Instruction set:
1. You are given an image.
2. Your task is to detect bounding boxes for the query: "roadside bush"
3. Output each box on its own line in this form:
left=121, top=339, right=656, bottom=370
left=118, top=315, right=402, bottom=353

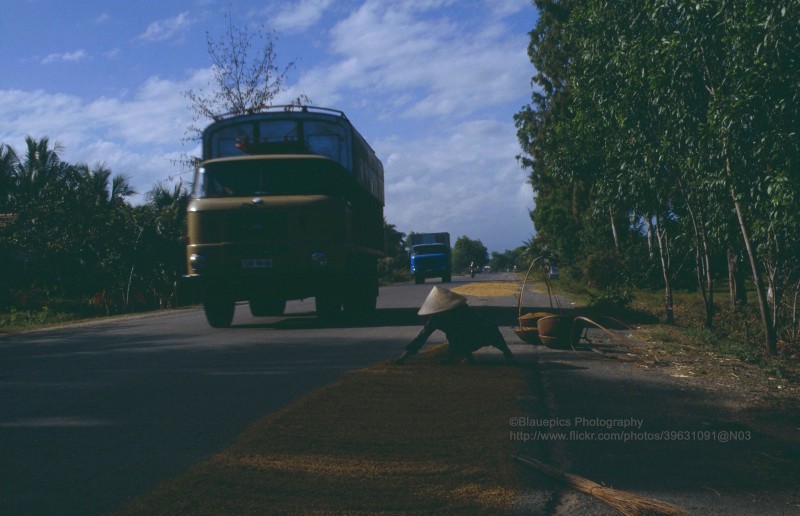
left=587, top=287, right=634, bottom=312
left=377, top=257, right=411, bottom=285
left=579, top=250, right=624, bottom=289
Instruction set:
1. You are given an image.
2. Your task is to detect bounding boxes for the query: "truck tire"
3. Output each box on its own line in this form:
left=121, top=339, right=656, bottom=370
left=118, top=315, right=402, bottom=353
left=415, top=275, right=425, bottom=285
left=249, top=296, right=286, bottom=317
left=315, top=293, right=342, bottom=319
left=343, top=289, right=377, bottom=318
left=443, top=273, right=452, bottom=283
left=204, top=297, right=235, bottom=328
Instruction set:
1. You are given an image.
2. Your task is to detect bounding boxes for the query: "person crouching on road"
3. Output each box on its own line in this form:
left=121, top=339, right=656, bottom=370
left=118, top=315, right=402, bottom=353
left=395, top=286, right=515, bottom=365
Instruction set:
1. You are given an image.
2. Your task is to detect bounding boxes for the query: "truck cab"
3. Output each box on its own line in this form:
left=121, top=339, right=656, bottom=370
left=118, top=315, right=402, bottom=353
left=409, top=233, right=451, bottom=284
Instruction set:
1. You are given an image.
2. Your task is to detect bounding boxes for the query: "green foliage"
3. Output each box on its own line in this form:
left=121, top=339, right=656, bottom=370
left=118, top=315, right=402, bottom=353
left=579, top=250, right=624, bottom=290
left=0, top=302, right=105, bottom=331
left=490, top=246, right=527, bottom=272
left=517, top=0, right=800, bottom=354
left=587, top=287, right=634, bottom=312
left=0, top=137, right=190, bottom=317
left=451, top=235, right=488, bottom=273
left=379, top=219, right=411, bottom=284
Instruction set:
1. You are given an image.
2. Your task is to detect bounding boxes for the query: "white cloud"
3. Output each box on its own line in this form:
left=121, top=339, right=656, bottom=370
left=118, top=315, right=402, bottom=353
left=379, top=118, right=533, bottom=251
left=299, top=0, right=531, bottom=120
left=0, top=71, right=203, bottom=202
left=486, top=0, right=531, bottom=18
left=271, top=0, right=334, bottom=32
left=291, top=0, right=536, bottom=250
left=41, top=50, right=88, bottom=64
left=135, top=12, right=195, bottom=44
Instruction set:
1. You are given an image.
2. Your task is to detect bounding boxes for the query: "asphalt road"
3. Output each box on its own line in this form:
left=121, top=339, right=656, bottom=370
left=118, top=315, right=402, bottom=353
left=0, top=273, right=531, bottom=515
left=7, top=274, right=795, bottom=515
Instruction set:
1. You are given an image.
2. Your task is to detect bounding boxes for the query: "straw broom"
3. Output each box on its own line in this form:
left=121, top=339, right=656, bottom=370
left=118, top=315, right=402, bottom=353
left=513, top=455, right=686, bottom=516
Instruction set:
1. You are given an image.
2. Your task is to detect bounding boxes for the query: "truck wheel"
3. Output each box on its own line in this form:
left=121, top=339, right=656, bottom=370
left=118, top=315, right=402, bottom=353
left=249, top=296, right=286, bottom=317
left=343, top=290, right=377, bottom=318
left=443, top=273, right=452, bottom=283
left=204, top=297, right=235, bottom=328
left=315, top=293, right=342, bottom=319
left=415, top=275, right=425, bottom=285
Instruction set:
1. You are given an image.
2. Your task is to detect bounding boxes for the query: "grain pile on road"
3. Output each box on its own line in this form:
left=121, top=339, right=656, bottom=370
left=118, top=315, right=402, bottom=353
left=117, top=348, right=526, bottom=514
left=451, top=280, right=522, bottom=298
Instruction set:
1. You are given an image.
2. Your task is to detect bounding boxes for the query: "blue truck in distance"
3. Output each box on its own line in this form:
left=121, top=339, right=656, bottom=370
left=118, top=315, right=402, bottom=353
left=409, top=232, right=451, bottom=284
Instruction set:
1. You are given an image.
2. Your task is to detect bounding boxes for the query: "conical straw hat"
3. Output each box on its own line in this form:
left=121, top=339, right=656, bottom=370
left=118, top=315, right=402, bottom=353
left=418, top=286, right=467, bottom=316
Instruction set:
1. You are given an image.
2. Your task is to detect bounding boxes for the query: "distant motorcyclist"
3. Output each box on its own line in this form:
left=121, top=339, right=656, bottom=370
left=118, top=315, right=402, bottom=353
left=395, top=286, right=515, bottom=365
left=469, top=261, right=477, bottom=278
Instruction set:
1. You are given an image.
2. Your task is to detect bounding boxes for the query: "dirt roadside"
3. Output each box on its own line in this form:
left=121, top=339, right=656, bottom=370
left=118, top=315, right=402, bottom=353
left=509, top=324, right=800, bottom=515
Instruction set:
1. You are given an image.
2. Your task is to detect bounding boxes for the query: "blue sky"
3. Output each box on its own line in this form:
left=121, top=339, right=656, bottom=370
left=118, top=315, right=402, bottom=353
left=0, top=0, right=538, bottom=253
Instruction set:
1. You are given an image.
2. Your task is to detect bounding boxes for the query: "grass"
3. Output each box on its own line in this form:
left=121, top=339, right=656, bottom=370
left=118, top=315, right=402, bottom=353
left=0, top=306, right=96, bottom=332
left=116, top=350, right=527, bottom=514
left=533, top=268, right=798, bottom=384
left=603, top=284, right=799, bottom=381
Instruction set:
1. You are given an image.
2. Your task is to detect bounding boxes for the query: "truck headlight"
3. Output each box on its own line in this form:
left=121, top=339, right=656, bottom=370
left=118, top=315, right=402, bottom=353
left=190, top=254, right=206, bottom=272
left=311, top=252, right=327, bottom=267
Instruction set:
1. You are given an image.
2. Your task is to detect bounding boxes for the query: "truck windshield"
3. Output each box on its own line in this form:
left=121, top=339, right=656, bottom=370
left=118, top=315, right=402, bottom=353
left=412, top=244, right=448, bottom=255
left=208, top=119, right=349, bottom=166
left=194, top=159, right=346, bottom=198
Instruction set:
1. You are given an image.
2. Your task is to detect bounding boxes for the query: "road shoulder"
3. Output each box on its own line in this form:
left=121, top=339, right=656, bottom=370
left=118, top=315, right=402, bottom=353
left=511, top=328, right=800, bottom=515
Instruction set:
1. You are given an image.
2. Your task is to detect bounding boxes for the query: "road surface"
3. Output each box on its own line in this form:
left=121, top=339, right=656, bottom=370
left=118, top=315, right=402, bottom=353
left=0, top=274, right=529, bottom=515
left=6, top=273, right=795, bottom=515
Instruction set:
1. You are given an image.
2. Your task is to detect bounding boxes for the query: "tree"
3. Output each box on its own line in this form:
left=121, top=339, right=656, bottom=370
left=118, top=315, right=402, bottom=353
left=490, top=246, right=526, bottom=272
left=378, top=219, right=410, bottom=283
left=183, top=11, right=309, bottom=140
left=518, top=0, right=800, bottom=353
left=452, top=236, right=488, bottom=273
left=0, top=144, right=15, bottom=211
left=2, top=137, right=71, bottom=297
left=60, top=163, right=139, bottom=312
left=136, top=181, right=191, bottom=308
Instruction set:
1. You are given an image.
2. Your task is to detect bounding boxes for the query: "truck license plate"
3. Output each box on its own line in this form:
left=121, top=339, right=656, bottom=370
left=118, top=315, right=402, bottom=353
left=242, top=259, right=273, bottom=268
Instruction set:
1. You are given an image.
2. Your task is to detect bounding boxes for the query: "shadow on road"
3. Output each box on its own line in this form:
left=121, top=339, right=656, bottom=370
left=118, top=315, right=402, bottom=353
left=235, top=304, right=566, bottom=331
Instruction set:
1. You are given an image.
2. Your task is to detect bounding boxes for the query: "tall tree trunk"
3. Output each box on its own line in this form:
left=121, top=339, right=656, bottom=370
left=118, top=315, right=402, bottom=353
left=791, top=284, right=800, bottom=344
left=645, top=217, right=654, bottom=259
left=124, top=226, right=144, bottom=312
left=681, top=184, right=714, bottom=328
left=654, top=216, right=674, bottom=324
left=727, top=158, right=777, bottom=354
left=702, top=245, right=714, bottom=328
left=727, top=248, right=747, bottom=309
left=609, top=206, right=620, bottom=251
left=694, top=241, right=714, bottom=328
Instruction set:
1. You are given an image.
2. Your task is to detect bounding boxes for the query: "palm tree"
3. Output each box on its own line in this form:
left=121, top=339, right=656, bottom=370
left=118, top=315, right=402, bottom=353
left=140, top=181, right=191, bottom=308
left=111, top=174, right=136, bottom=205
left=12, top=136, right=67, bottom=200
left=73, top=163, right=137, bottom=208
left=0, top=144, right=17, bottom=211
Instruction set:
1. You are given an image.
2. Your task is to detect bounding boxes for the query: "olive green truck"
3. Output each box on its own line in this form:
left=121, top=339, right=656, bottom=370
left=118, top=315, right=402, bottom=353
left=183, top=106, right=384, bottom=327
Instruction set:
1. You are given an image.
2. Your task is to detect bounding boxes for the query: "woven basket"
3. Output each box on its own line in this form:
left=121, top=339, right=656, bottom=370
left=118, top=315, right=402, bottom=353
left=537, top=315, right=576, bottom=349
left=514, top=259, right=559, bottom=345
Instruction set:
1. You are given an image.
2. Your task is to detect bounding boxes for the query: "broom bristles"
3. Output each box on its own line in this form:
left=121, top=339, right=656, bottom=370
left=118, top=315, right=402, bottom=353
left=513, top=455, right=686, bottom=516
